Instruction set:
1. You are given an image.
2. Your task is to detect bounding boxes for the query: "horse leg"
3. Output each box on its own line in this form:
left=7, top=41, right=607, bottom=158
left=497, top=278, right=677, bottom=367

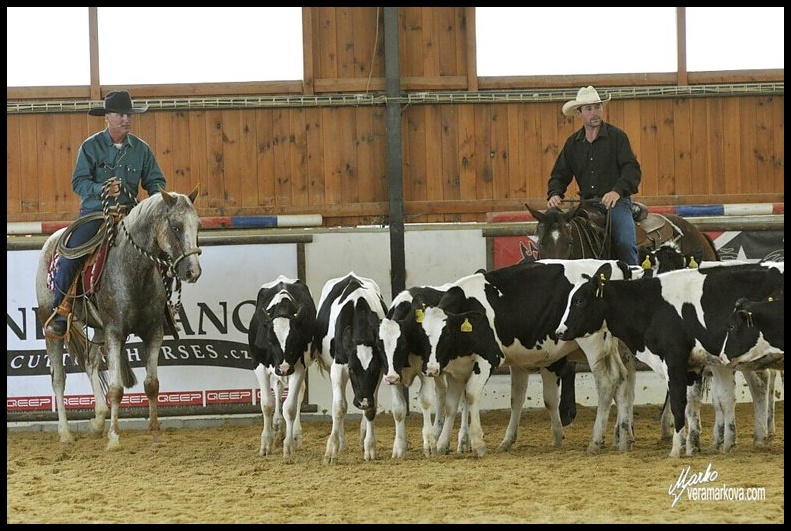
left=46, top=336, right=74, bottom=443
left=85, top=331, right=108, bottom=436
left=103, top=333, right=125, bottom=451
left=142, top=336, right=162, bottom=445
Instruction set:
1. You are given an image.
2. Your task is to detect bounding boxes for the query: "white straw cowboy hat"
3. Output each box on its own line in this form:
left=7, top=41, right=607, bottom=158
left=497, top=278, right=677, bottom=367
left=562, top=86, right=612, bottom=118
left=88, top=90, right=148, bottom=116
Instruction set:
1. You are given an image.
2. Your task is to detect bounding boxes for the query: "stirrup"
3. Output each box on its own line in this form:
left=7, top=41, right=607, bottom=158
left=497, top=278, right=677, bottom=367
left=44, top=311, right=70, bottom=339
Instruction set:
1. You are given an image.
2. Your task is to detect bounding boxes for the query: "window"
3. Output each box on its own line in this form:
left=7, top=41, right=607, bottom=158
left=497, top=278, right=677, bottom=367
left=476, top=7, right=676, bottom=76
left=7, top=7, right=90, bottom=87
left=686, top=7, right=784, bottom=71
left=7, top=7, right=303, bottom=87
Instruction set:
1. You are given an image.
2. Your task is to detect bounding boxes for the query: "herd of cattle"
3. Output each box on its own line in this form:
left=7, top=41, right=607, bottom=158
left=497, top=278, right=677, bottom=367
left=248, top=242, right=784, bottom=462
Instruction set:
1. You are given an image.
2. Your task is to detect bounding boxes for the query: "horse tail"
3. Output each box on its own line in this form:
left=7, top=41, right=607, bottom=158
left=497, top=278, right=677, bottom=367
left=702, top=232, right=721, bottom=260
left=67, top=328, right=112, bottom=395
left=120, top=354, right=137, bottom=388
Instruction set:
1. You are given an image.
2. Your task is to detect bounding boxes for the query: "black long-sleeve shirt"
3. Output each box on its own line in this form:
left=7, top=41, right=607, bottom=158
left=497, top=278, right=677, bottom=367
left=547, top=122, right=641, bottom=201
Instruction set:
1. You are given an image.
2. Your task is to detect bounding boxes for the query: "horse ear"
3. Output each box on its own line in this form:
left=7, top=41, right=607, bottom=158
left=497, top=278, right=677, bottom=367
left=188, top=184, right=200, bottom=204
left=161, top=189, right=176, bottom=206
left=525, top=203, right=545, bottom=223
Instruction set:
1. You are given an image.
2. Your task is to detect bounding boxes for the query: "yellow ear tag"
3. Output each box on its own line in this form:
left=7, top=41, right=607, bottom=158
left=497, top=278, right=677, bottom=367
left=460, top=317, right=473, bottom=333
left=415, top=307, right=425, bottom=323
left=688, top=256, right=699, bottom=269
left=595, top=273, right=606, bottom=298
left=641, top=255, right=651, bottom=270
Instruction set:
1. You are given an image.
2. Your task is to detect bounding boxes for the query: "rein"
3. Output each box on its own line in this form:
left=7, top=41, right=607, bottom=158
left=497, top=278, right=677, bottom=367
left=113, top=186, right=202, bottom=314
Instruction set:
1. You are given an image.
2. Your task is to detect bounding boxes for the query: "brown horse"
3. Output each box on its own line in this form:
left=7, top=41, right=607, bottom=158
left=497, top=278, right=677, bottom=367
left=524, top=202, right=720, bottom=263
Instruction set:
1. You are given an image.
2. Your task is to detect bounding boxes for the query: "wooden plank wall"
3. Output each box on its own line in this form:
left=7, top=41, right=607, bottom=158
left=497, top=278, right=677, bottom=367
left=6, top=7, right=785, bottom=226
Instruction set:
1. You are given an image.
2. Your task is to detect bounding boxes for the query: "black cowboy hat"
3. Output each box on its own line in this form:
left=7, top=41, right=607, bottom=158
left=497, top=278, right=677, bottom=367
left=88, top=90, right=148, bottom=116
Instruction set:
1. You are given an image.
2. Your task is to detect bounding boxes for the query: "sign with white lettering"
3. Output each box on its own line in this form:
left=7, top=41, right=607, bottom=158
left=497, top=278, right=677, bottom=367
left=6, top=243, right=299, bottom=415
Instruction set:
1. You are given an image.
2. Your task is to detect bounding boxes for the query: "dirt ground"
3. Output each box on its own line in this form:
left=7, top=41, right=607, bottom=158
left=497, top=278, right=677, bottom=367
left=6, top=401, right=783, bottom=524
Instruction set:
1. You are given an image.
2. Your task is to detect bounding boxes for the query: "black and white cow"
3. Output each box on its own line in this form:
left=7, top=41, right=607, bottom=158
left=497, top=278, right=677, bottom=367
left=722, top=292, right=784, bottom=369
left=641, top=243, right=783, bottom=449
left=721, top=292, right=784, bottom=444
left=379, top=284, right=451, bottom=458
left=420, top=259, right=637, bottom=457
left=248, top=275, right=316, bottom=459
left=556, top=261, right=784, bottom=457
left=314, top=272, right=389, bottom=463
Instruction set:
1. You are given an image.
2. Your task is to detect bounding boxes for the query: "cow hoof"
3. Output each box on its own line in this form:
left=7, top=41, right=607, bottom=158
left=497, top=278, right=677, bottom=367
left=586, top=442, right=603, bottom=456
left=496, top=442, right=513, bottom=453
left=323, top=455, right=339, bottom=465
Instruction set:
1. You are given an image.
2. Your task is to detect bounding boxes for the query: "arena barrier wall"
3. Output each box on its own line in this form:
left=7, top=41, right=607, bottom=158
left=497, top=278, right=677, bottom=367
left=6, top=210, right=784, bottom=424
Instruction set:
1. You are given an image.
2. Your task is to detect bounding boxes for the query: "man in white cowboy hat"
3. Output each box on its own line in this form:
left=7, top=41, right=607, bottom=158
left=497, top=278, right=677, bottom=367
left=546, top=85, right=642, bottom=265
left=45, top=90, right=167, bottom=337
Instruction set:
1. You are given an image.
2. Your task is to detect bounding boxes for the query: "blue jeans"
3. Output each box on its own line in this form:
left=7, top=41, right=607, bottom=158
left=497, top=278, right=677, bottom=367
left=51, top=217, right=104, bottom=311
left=590, top=197, right=638, bottom=265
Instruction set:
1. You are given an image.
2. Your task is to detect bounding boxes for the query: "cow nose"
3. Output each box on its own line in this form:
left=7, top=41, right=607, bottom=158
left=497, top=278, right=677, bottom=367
left=426, top=363, right=440, bottom=377
left=278, top=361, right=291, bottom=375
left=384, top=373, right=401, bottom=385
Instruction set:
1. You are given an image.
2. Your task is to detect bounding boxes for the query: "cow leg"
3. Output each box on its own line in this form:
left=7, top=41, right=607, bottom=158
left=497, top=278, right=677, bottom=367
left=281, top=367, right=306, bottom=460
left=436, top=375, right=464, bottom=455
left=659, top=396, right=674, bottom=441
left=582, top=347, right=619, bottom=455
left=742, top=369, right=771, bottom=446
left=361, top=408, right=377, bottom=462
left=498, top=365, right=529, bottom=452
left=456, top=392, right=470, bottom=454
left=389, top=381, right=409, bottom=459
left=324, top=363, right=348, bottom=464
left=464, top=365, right=492, bottom=458
left=272, top=376, right=285, bottom=442
left=684, top=377, right=704, bottom=455
left=539, top=367, right=564, bottom=448
left=416, top=374, right=440, bottom=456
left=709, top=365, right=737, bottom=453
left=767, top=370, right=778, bottom=439
left=613, top=346, right=635, bottom=452
left=254, top=364, right=277, bottom=456
left=667, top=365, right=689, bottom=459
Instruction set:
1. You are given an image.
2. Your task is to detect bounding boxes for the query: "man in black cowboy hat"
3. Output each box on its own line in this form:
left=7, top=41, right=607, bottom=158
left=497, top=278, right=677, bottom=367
left=546, top=86, right=642, bottom=265
left=46, top=90, right=167, bottom=336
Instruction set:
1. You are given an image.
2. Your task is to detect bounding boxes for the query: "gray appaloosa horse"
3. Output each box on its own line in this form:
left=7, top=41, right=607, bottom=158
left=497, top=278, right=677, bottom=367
left=35, top=187, right=202, bottom=450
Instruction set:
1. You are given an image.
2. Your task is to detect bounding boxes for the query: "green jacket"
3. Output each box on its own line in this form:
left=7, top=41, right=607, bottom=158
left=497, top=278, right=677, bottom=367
left=72, top=129, right=166, bottom=215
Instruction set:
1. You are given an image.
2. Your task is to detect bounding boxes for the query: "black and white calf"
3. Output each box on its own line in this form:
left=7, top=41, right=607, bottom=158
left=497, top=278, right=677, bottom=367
left=556, top=261, right=784, bottom=457
left=420, top=259, right=637, bottom=457
left=314, top=272, right=389, bottom=463
left=722, top=293, right=784, bottom=369
left=379, top=284, right=452, bottom=458
left=641, top=243, right=782, bottom=449
left=248, top=276, right=316, bottom=459
left=721, top=292, right=784, bottom=444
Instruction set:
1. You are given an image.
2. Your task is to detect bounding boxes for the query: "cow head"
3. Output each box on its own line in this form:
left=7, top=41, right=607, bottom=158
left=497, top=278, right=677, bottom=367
left=555, top=262, right=613, bottom=342
left=639, top=240, right=699, bottom=277
left=721, top=295, right=784, bottom=368
left=421, top=304, right=488, bottom=377
left=337, top=297, right=384, bottom=414
left=251, top=286, right=315, bottom=376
